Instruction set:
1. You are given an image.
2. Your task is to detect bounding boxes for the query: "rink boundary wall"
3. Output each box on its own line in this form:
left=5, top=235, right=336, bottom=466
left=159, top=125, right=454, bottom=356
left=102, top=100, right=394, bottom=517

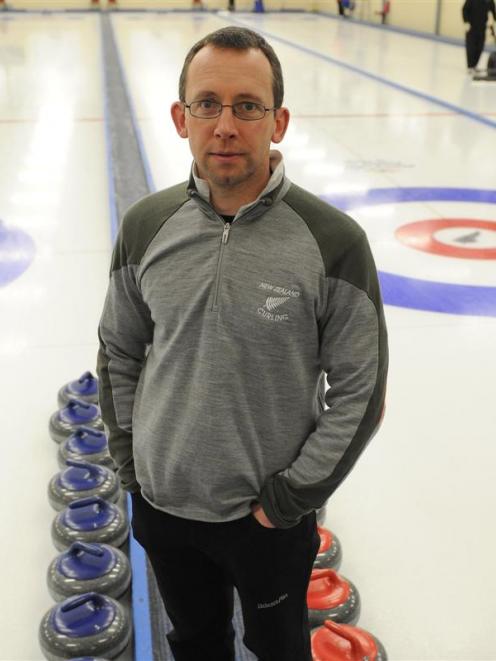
left=100, top=11, right=156, bottom=659
left=101, top=16, right=120, bottom=243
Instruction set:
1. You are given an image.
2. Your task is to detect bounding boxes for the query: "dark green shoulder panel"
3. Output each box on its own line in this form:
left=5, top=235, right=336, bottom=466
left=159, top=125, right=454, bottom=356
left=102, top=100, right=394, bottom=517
left=283, top=183, right=365, bottom=277
left=111, top=182, right=189, bottom=271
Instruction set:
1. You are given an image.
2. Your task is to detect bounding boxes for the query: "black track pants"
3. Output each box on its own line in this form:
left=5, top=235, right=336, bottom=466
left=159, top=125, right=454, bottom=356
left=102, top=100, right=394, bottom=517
left=131, top=492, right=321, bottom=661
left=465, top=26, right=486, bottom=68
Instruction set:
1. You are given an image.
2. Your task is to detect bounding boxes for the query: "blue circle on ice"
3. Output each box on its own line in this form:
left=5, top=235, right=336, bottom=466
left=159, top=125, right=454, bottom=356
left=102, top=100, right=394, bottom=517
left=0, top=220, right=36, bottom=286
left=321, top=187, right=496, bottom=317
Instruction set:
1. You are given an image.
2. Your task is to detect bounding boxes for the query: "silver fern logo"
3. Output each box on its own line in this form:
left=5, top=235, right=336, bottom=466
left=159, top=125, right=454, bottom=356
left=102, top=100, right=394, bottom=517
left=257, top=282, right=300, bottom=322
left=265, top=296, right=290, bottom=311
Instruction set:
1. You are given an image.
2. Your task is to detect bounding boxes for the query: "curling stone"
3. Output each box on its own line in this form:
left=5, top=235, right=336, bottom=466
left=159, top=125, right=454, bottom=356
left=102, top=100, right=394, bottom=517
left=48, top=461, right=119, bottom=511
left=307, top=568, right=360, bottom=628
left=314, top=526, right=342, bottom=571
left=49, top=399, right=103, bottom=444
left=58, top=428, right=113, bottom=471
left=47, top=542, right=131, bottom=602
left=58, top=371, right=99, bottom=408
left=311, top=620, right=388, bottom=660
left=39, top=592, right=131, bottom=661
left=51, top=496, right=129, bottom=552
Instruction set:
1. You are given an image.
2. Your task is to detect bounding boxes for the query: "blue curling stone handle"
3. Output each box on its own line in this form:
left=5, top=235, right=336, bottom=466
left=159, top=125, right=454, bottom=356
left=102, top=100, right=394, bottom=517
left=52, top=592, right=116, bottom=638
left=66, top=428, right=107, bottom=454
left=66, top=372, right=98, bottom=397
left=58, top=461, right=106, bottom=491
left=62, top=497, right=116, bottom=531
left=57, top=542, right=117, bottom=580
left=60, top=400, right=99, bottom=425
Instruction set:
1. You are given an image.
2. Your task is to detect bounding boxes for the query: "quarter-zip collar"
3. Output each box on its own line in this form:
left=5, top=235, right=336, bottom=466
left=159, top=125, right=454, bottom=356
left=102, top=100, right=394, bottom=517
left=186, top=150, right=290, bottom=223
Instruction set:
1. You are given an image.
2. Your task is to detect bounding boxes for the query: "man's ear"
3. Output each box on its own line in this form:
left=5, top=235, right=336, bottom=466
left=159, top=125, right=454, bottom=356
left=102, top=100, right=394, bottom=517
left=171, top=101, right=188, bottom=138
left=271, top=107, right=290, bottom=144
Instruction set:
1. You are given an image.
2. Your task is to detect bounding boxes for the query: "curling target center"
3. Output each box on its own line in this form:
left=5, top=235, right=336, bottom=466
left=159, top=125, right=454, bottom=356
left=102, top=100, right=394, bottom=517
left=395, top=219, right=496, bottom=259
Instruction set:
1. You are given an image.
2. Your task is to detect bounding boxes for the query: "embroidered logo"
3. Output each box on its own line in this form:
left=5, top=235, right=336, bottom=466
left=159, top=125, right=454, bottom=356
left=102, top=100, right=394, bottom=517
left=257, top=282, right=300, bottom=322
left=257, top=593, right=289, bottom=609
left=258, top=282, right=300, bottom=298
left=265, top=296, right=290, bottom=311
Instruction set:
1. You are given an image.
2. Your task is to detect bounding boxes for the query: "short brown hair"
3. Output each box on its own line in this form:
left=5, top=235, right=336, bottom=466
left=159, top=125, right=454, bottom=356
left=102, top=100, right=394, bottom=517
left=179, top=27, right=284, bottom=108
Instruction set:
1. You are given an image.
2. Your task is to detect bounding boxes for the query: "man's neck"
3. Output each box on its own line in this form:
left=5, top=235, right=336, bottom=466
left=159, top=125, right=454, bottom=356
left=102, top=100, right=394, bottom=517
left=210, top=190, right=255, bottom=216
left=210, top=175, right=270, bottom=215
left=194, top=165, right=272, bottom=216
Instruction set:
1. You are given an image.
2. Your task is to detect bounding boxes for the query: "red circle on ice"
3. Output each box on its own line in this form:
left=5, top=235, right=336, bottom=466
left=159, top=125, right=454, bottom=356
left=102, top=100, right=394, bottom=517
left=395, top=219, right=496, bottom=259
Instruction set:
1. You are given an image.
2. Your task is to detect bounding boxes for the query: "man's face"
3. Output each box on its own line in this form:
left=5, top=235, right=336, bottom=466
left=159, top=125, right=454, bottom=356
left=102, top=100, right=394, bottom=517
left=171, top=45, right=289, bottom=195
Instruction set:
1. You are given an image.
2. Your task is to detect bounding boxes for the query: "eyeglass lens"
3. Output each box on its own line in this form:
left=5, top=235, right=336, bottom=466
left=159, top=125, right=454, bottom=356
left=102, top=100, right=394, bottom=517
left=189, top=101, right=266, bottom=120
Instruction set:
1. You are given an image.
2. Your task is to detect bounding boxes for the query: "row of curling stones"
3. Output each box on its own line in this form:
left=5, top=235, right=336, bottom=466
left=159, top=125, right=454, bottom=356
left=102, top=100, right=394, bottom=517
left=41, top=521, right=132, bottom=657
left=44, top=493, right=131, bottom=659
left=40, top=372, right=132, bottom=660
left=53, top=373, right=113, bottom=470
left=310, top=514, right=388, bottom=659
left=50, top=372, right=102, bottom=444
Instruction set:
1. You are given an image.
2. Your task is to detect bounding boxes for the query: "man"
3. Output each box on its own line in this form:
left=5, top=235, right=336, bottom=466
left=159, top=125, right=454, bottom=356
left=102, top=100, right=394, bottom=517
left=462, top=0, right=496, bottom=73
left=97, top=26, right=388, bottom=661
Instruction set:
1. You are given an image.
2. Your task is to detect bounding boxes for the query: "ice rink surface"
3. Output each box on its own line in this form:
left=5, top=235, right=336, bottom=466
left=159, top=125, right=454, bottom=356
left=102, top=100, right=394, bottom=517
left=0, top=10, right=495, bottom=660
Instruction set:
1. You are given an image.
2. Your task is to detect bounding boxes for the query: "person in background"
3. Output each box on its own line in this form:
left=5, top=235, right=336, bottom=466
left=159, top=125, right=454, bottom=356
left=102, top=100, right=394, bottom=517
left=97, top=26, right=388, bottom=661
left=337, top=0, right=356, bottom=17
left=462, top=0, right=496, bottom=73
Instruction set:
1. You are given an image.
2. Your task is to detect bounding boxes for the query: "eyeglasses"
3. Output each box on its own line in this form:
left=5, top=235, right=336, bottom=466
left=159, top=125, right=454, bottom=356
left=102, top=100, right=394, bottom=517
left=184, top=100, right=277, bottom=121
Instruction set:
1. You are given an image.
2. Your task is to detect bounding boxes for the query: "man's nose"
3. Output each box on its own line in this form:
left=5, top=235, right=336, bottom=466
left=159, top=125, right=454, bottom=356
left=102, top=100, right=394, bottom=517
left=213, top=106, right=239, bottom=139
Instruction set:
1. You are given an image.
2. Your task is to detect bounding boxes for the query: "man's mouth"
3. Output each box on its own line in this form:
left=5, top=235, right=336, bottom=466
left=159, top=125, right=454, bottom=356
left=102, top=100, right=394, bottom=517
left=210, top=152, right=242, bottom=159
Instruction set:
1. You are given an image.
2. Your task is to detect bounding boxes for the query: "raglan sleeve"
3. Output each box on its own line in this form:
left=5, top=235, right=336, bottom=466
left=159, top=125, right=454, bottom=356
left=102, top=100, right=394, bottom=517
left=259, top=231, right=388, bottom=528
left=96, top=220, right=154, bottom=493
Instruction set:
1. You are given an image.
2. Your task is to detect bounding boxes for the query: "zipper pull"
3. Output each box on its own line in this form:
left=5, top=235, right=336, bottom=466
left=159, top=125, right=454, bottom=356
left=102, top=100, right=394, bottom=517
left=222, top=222, right=231, bottom=245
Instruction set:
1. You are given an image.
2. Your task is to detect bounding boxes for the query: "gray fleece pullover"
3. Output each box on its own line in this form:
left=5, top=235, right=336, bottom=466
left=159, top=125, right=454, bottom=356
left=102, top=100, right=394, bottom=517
left=97, top=154, right=388, bottom=529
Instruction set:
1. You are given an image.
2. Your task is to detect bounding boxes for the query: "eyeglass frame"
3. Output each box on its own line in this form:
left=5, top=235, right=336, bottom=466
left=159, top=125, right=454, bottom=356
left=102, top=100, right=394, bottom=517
left=183, top=99, right=279, bottom=121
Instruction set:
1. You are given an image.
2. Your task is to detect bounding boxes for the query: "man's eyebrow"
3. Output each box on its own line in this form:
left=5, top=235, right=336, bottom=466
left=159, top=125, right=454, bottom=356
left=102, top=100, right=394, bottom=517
left=192, top=91, right=219, bottom=99
left=191, top=91, right=266, bottom=103
left=234, top=94, right=265, bottom=104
